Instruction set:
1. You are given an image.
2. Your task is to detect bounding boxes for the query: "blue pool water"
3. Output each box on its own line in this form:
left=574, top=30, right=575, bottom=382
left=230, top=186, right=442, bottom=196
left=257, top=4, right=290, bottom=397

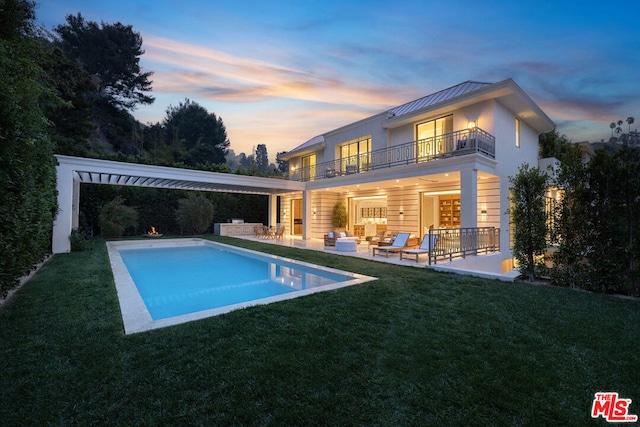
left=119, top=244, right=354, bottom=320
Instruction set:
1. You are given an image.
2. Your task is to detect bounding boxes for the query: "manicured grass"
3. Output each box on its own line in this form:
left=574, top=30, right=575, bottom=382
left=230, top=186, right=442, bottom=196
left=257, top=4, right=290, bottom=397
left=1, top=236, right=639, bottom=426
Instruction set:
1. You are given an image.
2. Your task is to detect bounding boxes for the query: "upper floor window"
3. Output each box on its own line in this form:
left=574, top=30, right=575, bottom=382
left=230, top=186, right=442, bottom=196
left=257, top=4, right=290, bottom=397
left=302, top=154, right=316, bottom=181
left=416, top=115, right=453, bottom=158
left=515, top=118, right=521, bottom=148
left=340, top=137, right=371, bottom=171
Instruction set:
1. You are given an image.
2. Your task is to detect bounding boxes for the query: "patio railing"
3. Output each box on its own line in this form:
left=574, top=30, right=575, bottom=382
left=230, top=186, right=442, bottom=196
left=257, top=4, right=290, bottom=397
left=290, top=127, right=495, bottom=182
left=428, top=226, right=500, bottom=265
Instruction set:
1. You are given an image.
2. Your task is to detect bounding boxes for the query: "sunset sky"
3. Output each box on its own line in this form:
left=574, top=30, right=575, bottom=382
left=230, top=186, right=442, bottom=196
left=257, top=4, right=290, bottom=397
left=37, top=0, right=640, bottom=156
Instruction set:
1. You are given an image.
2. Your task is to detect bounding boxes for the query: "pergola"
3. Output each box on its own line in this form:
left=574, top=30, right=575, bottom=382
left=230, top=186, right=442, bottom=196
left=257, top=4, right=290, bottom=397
left=53, top=155, right=307, bottom=253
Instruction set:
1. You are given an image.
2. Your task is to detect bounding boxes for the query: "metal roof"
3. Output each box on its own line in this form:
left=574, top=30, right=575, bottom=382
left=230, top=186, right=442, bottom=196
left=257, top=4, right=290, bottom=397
left=389, top=81, right=493, bottom=117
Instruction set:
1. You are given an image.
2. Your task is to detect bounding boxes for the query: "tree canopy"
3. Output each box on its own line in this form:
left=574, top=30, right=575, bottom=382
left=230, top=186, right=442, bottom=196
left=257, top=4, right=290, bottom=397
left=54, top=13, right=154, bottom=111
left=163, top=99, right=230, bottom=166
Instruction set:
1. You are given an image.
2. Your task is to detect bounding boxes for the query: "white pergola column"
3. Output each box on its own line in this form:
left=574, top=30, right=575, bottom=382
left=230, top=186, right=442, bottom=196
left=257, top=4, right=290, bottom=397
left=302, top=190, right=312, bottom=239
left=460, top=167, right=478, bottom=229
left=72, top=179, right=80, bottom=229
left=268, top=194, right=278, bottom=227
left=52, top=163, right=76, bottom=253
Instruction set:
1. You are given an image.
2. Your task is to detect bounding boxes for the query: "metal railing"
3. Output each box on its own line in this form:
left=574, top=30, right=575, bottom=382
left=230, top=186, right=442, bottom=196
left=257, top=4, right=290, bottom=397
left=428, top=227, right=500, bottom=265
left=289, top=127, right=495, bottom=182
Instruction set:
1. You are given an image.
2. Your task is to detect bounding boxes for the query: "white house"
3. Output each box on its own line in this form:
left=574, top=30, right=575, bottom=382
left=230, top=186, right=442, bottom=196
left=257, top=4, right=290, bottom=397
left=52, top=78, right=554, bottom=274
left=277, top=78, right=555, bottom=273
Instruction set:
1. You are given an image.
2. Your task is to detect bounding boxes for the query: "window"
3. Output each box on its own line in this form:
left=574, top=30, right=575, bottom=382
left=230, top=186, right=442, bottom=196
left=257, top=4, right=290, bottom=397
left=301, top=154, right=316, bottom=181
left=416, top=115, right=453, bottom=159
left=515, top=118, right=521, bottom=148
left=340, top=137, right=371, bottom=172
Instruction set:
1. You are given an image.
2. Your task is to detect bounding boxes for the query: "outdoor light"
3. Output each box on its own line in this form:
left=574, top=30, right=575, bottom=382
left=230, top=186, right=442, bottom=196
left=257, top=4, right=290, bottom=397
left=467, top=120, right=476, bottom=129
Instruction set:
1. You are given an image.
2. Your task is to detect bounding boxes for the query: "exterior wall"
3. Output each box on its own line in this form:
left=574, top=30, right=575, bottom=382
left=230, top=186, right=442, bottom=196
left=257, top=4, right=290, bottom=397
left=477, top=177, right=501, bottom=230
left=492, top=100, right=541, bottom=262
left=457, top=101, right=495, bottom=134
left=386, top=100, right=497, bottom=148
left=310, top=191, right=342, bottom=237
left=323, top=113, right=389, bottom=156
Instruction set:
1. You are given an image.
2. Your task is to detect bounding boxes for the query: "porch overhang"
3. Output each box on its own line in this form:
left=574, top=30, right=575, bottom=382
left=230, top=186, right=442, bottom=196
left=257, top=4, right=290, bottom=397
left=304, top=153, right=497, bottom=192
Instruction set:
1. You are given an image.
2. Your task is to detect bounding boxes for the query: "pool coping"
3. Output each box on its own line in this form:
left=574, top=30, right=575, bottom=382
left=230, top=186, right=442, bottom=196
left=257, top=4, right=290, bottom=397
left=106, top=238, right=377, bottom=334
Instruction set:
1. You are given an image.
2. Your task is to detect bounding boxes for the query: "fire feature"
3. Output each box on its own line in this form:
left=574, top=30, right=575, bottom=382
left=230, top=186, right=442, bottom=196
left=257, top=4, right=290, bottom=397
left=145, top=226, right=163, bottom=237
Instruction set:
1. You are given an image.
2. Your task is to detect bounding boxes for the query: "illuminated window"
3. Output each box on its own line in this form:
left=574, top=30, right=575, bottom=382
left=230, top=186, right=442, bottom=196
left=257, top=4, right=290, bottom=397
left=515, top=118, right=521, bottom=148
left=416, top=115, right=453, bottom=159
left=340, top=137, right=371, bottom=172
left=301, top=154, right=316, bottom=181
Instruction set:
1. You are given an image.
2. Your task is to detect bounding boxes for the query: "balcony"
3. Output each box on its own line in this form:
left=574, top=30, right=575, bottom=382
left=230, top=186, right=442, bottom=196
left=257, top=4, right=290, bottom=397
left=289, top=127, right=495, bottom=182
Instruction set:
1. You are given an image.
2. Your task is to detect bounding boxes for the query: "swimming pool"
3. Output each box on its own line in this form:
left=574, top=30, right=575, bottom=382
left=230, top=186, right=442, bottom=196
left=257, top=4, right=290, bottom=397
left=107, top=238, right=376, bottom=334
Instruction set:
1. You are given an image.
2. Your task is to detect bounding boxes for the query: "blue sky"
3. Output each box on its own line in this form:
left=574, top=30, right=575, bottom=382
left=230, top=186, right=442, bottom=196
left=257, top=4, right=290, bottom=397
left=36, top=0, right=640, bottom=156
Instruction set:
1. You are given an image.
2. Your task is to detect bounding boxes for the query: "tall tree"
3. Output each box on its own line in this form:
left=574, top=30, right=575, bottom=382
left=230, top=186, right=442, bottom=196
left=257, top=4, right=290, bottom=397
left=0, top=0, right=58, bottom=297
left=39, top=41, right=95, bottom=155
left=163, top=99, right=229, bottom=166
left=609, top=117, right=639, bottom=146
left=54, top=13, right=154, bottom=111
left=276, top=151, right=289, bottom=175
left=550, top=144, right=591, bottom=289
left=255, top=144, right=268, bottom=173
left=509, top=164, right=549, bottom=281
left=539, top=129, right=571, bottom=160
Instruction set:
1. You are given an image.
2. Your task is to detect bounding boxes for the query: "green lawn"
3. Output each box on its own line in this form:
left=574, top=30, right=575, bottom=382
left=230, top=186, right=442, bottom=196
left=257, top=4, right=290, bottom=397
left=1, top=236, right=639, bottom=426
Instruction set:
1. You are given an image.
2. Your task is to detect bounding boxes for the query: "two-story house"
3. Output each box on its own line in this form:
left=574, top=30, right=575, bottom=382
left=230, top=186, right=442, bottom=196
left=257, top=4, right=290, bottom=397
left=277, top=78, right=554, bottom=273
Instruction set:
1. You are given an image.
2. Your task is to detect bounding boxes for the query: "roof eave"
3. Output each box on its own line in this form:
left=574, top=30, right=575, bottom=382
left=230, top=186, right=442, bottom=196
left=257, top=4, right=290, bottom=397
left=383, top=78, right=555, bottom=134
left=278, top=141, right=326, bottom=160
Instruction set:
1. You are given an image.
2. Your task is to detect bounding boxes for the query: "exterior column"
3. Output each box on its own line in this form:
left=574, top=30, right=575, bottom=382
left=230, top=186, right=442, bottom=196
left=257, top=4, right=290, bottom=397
left=52, top=163, right=75, bottom=253
left=302, top=190, right=312, bottom=239
left=460, top=168, right=478, bottom=228
left=268, top=194, right=278, bottom=228
left=72, top=179, right=80, bottom=229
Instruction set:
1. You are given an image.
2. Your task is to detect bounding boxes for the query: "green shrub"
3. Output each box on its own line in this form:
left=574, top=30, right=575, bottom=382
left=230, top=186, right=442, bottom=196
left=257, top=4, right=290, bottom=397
left=331, top=202, right=347, bottom=229
left=175, top=193, right=214, bottom=235
left=98, top=196, right=138, bottom=237
left=69, top=229, right=87, bottom=252
left=0, top=6, right=58, bottom=298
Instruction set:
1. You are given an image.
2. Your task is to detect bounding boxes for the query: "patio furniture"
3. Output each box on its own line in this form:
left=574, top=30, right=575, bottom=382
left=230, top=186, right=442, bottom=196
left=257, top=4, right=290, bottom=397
left=254, top=225, right=266, bottom=238
left=376, top=231, right=399, bottom=247
left=345, top=164, right=358, bottom=174
left=372, top=233, right=410, bottom=257
left=367, top=230, right=388, bottom=247
left=264, top=226, right=275, bottom=239
left=400, top=234, right=439, bottom=262
left=335, top=238, right=357, bottom=252
left=324, top=231, right=361, bottom=246
left=274, top=225, right=285, bottom=239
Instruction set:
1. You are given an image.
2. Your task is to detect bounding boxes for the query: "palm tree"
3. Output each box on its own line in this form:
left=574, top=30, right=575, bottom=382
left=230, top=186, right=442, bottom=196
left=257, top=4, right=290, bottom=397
left=627, top=117, right=635, bottom=133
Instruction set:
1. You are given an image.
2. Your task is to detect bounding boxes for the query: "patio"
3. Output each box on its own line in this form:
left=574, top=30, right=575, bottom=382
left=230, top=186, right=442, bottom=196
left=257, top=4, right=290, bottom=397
left=233, top=234, right=519, bottom=282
